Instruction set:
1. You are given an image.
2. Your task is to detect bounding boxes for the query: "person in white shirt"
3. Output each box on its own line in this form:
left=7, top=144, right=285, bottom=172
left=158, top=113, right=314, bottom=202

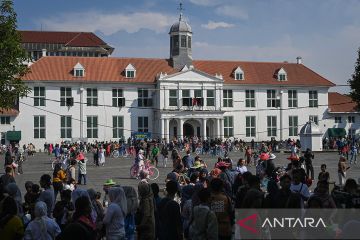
left=290, top=169, right=310, bottom=207
left=235, top=158, right=248, bottom=174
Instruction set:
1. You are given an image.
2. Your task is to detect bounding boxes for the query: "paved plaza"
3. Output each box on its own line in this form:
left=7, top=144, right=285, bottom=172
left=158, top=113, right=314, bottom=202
left=5, top=151, right=360, bottom=197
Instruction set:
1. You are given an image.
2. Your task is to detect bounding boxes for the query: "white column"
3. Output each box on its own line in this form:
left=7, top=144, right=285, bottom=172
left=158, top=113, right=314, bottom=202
left=165, top=119, right=170, bottom=143
left=202, top=118, right=207, bottom=140
left=216, top=118, right=220, bottom=139
left=161, top=118, right=165, bottom=140
left=220, top=118, right=224, bottom=139
left=179, top=119, right=184, bottom=140
left=79, top=87, right=84, bottom=140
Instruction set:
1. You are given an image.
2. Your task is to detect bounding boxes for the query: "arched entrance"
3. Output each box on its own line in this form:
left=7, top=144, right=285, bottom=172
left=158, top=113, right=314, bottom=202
left=183, top=119, right=201, bottom=137
left=183, top=123, right=194, bottom=137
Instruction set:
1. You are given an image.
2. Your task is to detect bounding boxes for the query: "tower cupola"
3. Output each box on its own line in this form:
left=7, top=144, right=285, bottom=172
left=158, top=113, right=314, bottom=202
left=169, top=3, right=192, bottom=70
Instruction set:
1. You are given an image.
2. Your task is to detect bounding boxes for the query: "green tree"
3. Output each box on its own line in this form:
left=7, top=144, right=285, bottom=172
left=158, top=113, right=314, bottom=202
left=0, top=0, right=30, bottom=110
left=349, top=47, right=360, bottom=110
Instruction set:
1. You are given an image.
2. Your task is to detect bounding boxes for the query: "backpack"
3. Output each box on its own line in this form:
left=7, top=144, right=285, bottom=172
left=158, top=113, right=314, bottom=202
left=292, top=183, right=309, bottom=202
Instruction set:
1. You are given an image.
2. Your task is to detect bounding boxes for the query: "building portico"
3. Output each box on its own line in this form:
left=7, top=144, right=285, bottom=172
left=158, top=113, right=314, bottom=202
left=159, top=112, right=224, bottom=142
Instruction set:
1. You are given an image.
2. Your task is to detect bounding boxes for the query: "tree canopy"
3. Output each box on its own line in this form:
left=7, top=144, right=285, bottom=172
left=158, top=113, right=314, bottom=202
left=0, top=0, right=30, bottom=110
left=349, top=47, right=360, bottom=110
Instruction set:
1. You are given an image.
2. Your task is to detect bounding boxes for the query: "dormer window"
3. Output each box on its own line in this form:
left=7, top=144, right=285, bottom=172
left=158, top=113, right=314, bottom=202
left=234, top=67, right=244, bottom=80
left=277, top=68, right=287, bottom=81
left=73, top=62, right=85, bottom=77
left=75, top=69, right=84, bottom=77
left=125, top=64, right=136, bottom=78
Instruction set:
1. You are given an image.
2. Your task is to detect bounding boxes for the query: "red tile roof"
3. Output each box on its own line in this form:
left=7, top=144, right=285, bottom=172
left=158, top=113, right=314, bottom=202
left=22, top=56, right=335, bottom=87
left=328, top=92, right=358, bottom=113
left=0, top=108, right=19, bottom=116
left=19, top=31, right=108, bottom=47
left=194, top=60, right=335, bottom=86
left=23, top=57, right=177, bottom=83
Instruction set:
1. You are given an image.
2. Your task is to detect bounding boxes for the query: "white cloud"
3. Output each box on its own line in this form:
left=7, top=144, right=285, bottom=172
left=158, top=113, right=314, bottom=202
left=193, top=36, right=309, bottom=63
left=215, top=5, right=248, bottom=20
left=38, top=11, right=176, bottom=35
left=201, top=20, right=235, bottom=30
left=189, top=0, right=223, bottom=6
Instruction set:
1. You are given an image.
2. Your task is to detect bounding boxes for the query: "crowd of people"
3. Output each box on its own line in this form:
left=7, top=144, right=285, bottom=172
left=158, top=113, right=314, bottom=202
left=0, top=136, right=360, bottom=240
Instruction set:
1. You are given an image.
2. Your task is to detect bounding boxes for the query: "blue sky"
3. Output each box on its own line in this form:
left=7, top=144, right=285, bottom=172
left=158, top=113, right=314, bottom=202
left=14, top=0, right=360, bottom=93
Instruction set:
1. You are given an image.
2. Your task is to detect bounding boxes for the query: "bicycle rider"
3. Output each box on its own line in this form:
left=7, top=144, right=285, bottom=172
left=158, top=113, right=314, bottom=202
left=135, top=149, right=146, bottom=176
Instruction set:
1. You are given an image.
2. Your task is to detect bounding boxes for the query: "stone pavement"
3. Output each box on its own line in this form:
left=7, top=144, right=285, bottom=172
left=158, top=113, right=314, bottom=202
left=4, top=151, right=360, bottom=197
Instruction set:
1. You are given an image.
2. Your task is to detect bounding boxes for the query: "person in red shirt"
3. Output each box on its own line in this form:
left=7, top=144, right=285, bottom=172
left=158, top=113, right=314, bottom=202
left=106, top=144, right=111, bottom=157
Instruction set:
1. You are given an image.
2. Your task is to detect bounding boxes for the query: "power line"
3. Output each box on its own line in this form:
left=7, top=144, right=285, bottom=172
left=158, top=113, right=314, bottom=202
left=19, top=101, right=344, bottom=139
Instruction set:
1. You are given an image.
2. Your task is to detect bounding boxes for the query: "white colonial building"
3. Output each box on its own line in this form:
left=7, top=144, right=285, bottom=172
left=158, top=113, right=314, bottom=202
left=1, top=12, right=351, bottom=147
left=323, top=92, right=359, bottom=139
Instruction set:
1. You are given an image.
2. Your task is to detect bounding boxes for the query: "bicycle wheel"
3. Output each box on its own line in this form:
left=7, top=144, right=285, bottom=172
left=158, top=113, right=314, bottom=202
left=130, top=165, right=138, bottom=178
left=121, top=150, right=129, bottom=158
left=148, top=167, right=159, bottom=180
left=112, top=150, right=119, bottom=158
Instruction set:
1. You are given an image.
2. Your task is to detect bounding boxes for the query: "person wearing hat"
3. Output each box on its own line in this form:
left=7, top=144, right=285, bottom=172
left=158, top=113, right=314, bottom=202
left=191, top=161, right=204, bottom=170
left=135, top=149, right=146, bottom=177
left=102, top=179, right=116, bottom=208
left=76, top=153, right=88, bottom=185
left=264, top=154, right=276, bottom=179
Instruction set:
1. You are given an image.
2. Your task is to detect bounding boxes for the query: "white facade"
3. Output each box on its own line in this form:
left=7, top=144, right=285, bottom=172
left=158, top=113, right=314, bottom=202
left=323, top=112, right=360, bottom=138
left=0, top=73, right=335, bottom=147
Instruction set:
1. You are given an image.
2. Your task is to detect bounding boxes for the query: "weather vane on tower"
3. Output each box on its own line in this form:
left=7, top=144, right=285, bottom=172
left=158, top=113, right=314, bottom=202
left=178, top=1, right=184, bottom=20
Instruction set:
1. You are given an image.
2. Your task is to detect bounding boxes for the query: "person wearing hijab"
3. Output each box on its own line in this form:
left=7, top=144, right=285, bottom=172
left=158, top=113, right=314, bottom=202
left=24, top=201, right=61, bottom=240
left=137, top=182, right=155, bottom=240
left=57, top=196, right=96, bottom=240
left=72, top=188, right=97, bottom=223
left=103, top=187, right=127, bottom=240
left=6, top=183, right=24, bottom=218
left=123, top=186, right=138, bottom=240
left=0, top=196, right=24, bottom=240
left=87, top=188, right=105, bottom=239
